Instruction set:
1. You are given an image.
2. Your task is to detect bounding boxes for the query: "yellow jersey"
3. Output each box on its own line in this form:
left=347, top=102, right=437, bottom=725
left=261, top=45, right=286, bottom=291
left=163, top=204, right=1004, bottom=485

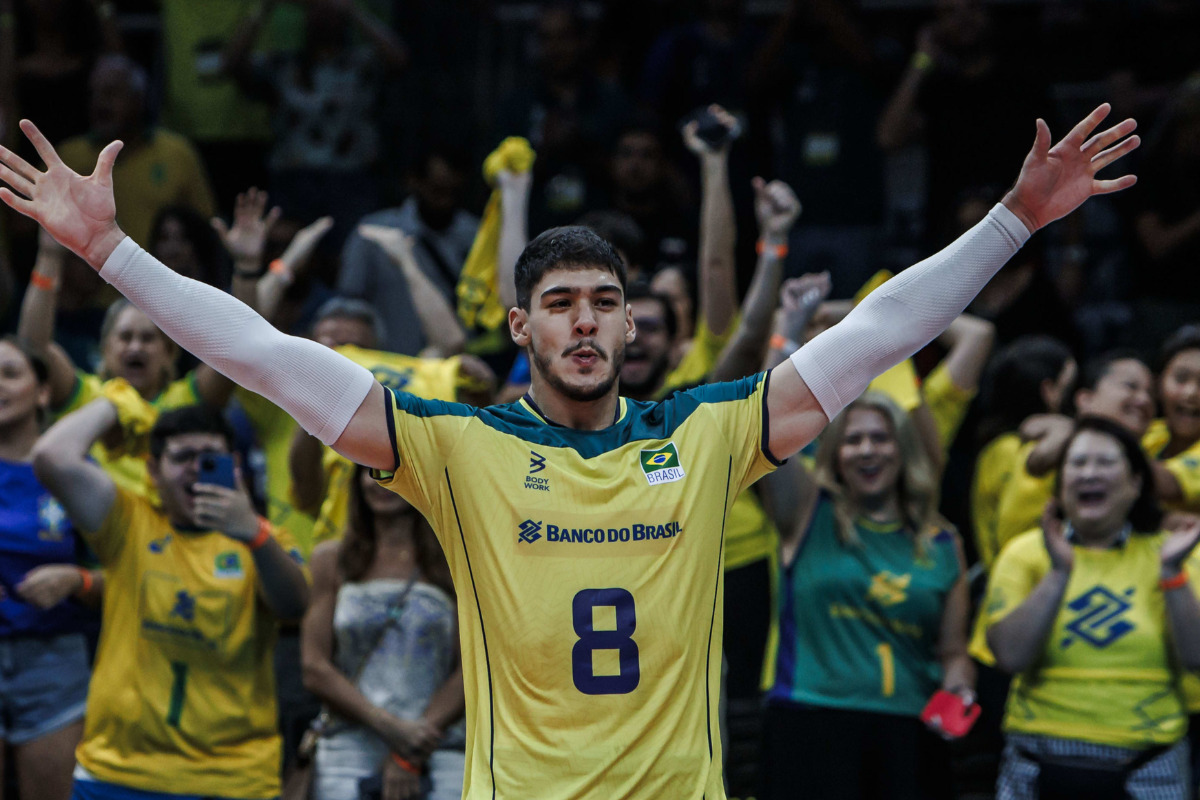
left=922, top=361, right=976, bottom=456
left=375, top=374, right=778, bottom=799
left=980, top=529, right=1199, bottom=749
left=1143, top=419, right=1200, bottom=512
left=56, top=371, right=202, bottom=501
left=77, top=487, right=303, bottom=799
left=303, top=346, right=462, bottom=547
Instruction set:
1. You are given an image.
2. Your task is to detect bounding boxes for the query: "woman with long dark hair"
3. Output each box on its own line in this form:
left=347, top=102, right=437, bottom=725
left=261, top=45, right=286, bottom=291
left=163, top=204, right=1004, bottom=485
left=301, top=465, right=464, bottom=800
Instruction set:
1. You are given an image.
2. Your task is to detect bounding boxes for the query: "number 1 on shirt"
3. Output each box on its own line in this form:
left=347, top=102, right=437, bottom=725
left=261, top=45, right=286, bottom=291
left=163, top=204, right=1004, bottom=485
left=875, top=643, right=895, bottom=697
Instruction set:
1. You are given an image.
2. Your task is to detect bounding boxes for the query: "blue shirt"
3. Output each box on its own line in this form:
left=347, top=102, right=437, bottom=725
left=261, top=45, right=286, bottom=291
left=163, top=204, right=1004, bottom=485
left=0, top=459, right=92, bottom=637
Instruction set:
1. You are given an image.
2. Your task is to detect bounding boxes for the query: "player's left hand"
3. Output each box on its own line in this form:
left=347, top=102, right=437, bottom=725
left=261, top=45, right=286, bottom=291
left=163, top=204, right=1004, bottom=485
left=753, top=177, right=801, bottom=238
left=15, top=564, right=84, bottom=609
left=1002, top=103, right=1138, bottom=233
left=381, top=756, right=423, bottom=800
left=193, top=483, right=258, bottom=541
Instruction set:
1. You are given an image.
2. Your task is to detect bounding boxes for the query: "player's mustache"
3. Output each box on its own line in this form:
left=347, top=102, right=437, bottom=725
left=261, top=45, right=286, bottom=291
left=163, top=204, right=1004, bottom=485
left=563, top=340, right=608, bottom=360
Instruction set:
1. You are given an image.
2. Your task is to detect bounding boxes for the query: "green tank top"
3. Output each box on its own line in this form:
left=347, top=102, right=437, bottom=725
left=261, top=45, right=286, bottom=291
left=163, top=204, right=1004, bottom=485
left=767, top=493, right=961, bottom=717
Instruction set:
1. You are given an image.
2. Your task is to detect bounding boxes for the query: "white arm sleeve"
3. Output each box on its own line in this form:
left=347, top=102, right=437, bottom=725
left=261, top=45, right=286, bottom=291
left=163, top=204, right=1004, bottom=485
left=790, top=203, right=1030, bottom=420
left=100, top=237, right=376, bottom=445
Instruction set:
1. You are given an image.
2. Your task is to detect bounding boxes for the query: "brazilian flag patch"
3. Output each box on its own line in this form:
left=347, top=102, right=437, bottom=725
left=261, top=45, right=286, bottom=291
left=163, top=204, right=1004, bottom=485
left=639, top=442, right=686, bottom=486
left=214, top=551, right=244, bottom=579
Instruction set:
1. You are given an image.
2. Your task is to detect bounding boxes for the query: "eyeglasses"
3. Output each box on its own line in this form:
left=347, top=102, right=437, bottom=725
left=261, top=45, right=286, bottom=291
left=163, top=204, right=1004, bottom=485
left=161, top=448, right=227, bottom=466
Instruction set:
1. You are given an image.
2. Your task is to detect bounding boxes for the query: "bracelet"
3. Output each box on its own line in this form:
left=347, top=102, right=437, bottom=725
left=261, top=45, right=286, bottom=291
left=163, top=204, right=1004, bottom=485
left=911, top=51, right=934, bottom=72
left=29, top=272, right=57, bottom=291
left=770, top=333, right=799, bottom=352
left=268, top=258, right=294, bottom=286
left=1161, top=570, right=1189, bottom=592
left=76, top=567, right=94, bottom=596
left=391, top=753, right=421, bottom=774
left=248, top=517, right=272, bottom=551
left=756, top=240, right=789, bottom=259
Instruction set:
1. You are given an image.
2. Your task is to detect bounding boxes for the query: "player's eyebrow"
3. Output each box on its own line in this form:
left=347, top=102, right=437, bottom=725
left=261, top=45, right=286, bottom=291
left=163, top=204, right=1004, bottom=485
left=540, top=283, right=623, bottom=301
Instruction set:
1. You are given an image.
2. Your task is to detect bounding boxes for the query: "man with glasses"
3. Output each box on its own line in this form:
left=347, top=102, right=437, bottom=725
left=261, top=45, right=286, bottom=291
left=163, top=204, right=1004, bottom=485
left=30, top=401, right=309, bottom=800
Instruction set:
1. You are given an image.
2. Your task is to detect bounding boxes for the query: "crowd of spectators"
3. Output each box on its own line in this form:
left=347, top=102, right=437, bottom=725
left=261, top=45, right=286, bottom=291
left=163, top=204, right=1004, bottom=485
left=2, top=0, right=1200, bottom=798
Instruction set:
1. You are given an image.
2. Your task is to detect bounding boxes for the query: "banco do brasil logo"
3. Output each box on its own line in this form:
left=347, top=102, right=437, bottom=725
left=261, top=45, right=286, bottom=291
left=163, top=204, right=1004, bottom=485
left=518, top=519, right=543, bottom=543
left=1060, top=585, right=1136, bottom=649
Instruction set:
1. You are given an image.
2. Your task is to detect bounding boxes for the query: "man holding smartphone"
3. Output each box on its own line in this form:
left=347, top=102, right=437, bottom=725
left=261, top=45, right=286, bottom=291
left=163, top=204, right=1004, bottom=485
left=30, top=400, right=309, bottom=800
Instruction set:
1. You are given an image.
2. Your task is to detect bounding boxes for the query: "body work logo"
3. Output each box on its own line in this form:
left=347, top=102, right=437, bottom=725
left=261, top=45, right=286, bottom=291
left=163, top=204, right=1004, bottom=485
left=640, top=443, right=686, bottom=486
left=525, top=451, right=550, bottom=492
left=1060, top=585, right=1136, bottom=649
left=518, top=519, right=543, bottom=543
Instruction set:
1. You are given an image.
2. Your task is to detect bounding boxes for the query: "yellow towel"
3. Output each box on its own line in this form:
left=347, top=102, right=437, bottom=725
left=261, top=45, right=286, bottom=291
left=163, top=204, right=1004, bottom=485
left=456, top=137, right=536, bottom=344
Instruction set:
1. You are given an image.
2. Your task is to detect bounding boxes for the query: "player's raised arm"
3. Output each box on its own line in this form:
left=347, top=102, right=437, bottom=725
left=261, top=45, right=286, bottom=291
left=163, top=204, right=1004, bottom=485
left=764, top=104, right=1140, bottom=461
left=0, top=120, right=395, bottom=471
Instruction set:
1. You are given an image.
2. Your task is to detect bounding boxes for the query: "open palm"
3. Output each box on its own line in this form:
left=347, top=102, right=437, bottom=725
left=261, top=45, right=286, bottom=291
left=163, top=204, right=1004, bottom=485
left=1162, top=518, right=1200, bottom=573
left=1004, top=104, right=1139, bottom=232
left=0, top=120, right=124, bottom=266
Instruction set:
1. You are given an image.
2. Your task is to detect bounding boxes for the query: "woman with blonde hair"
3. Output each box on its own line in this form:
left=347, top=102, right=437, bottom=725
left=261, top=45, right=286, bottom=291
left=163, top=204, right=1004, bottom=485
left=760, top=391, right=973, bottom=800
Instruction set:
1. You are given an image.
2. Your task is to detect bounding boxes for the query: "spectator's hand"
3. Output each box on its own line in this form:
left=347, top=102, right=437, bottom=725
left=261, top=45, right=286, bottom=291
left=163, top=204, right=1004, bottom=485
left=375, top=712, right=440, bottom=760
left=0, top=120, right=126, bottom=268
left=1002, top=104, right=1138, bottom=234
left=15, top=565, right=83, bottom=609
left=1161, top=516, right=1200, bottom=576
left=212, top=188, right=281, bottom=268
left=192, top=483, right=259, bottom=542
left=278, top=216, right=334, bottom=273
left=381, top=756, right=423, bottom=800
left=780, top=272, right=831, bottom=315
left=682, top=104, right=738, bottom=157
left=358, top=224, right=417, bottom=270
left=1018, top=413, right=1073, bottom=443
left=1041, top=501, right=1074, bottom=573
left=752, top=177, right=801, bottom=238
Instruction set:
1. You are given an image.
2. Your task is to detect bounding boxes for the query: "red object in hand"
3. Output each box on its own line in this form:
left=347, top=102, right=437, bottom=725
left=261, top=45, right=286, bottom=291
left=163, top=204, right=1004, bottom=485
left=920, top=690, right=981, bottom=739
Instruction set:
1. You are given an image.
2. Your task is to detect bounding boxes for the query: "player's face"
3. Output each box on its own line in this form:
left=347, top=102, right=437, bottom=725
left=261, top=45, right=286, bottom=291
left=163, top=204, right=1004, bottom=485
left=1060, top=431, right=1140, bottom=538
left=517, top=268, right=634, bottom=404
left=150, top=433, right=232, bottom=528
left=313, top=316, right=376, bottom=350
left=621, top=298, right=673, bottom=397
left=1161, top=349, right=1200, bottom=443
left=359, top=467, right=412, bottom=516
left=0, top=342, right=47, bottom=430
left=103, top=306, right=174, bottom=399
left=836, top=408, right=902, bottom=505
left=1076, top=359, right=1154, bottom=437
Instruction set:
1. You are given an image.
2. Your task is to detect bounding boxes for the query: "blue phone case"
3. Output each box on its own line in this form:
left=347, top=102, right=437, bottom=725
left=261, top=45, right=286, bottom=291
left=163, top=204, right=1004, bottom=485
left=197, top=453, right=236, bottom=489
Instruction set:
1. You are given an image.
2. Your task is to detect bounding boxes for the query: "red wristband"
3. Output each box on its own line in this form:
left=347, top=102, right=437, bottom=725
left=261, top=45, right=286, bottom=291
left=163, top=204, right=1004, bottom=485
left=756, top=240, right=789, bottom=259
left=76, top=567, right=94, bottom=596
left=30, top=272, right=57, bottom=291
left=248, top=517, right=272, bottom=551
left=268, top=258, right=294, bottom=285
left=1161, top=570, right=1189, bottom=592
left=391, top=753, right=421, bottom=774
left=770, top=333, right=799, bottom=352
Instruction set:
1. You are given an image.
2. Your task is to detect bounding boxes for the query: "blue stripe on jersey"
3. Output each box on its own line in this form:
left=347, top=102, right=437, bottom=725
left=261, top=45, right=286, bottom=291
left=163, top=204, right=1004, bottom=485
left=387, top=373, right=767, bottom=460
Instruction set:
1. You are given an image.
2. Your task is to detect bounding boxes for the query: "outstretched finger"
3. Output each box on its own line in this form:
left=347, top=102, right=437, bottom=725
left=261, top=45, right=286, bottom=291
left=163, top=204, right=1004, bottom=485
left=1090, top=134, right=1140, bottom=172
left=264, top=205, right=282, bottom=231
left=0, top=162, right=34, bottom=198
left=0, top=143, right=41, bottom=184
left=20, top=119, right=64, bottom=169
left=1061, top=103, right=1111, bottom=148
left=0, top=187, right=37, bottom=219
left=1081, top=117, right=1136, bottom=154
left=93, top=140, right=124, bottom=183
left=1092, top=174, right=1137, bottom=195
left=211, top=217, right=230, bottom=239
left=1031, top=118, right=1052, bottom=159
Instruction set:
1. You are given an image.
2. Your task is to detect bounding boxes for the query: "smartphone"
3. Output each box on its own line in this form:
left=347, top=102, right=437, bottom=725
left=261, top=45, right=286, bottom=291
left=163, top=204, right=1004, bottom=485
left=920, top=689, right=981, bottom=740
left=197, top=453, right=236, bottom=489
left=680, top=106, right=743, bottom=150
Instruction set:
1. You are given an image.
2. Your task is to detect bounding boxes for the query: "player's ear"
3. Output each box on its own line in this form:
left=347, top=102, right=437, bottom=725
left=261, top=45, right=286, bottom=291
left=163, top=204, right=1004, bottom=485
left=510, top=306, right=531, bottom=347
left=625, top=303, right=636, bottom=344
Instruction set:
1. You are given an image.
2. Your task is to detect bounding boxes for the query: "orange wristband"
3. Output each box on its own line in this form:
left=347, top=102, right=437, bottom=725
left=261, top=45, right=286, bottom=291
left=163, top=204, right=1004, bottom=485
left=248, top=517, right=272, bottom=551
left=268, top=258, right=294, bottom=285
left=30, top=272, right=57, bottom=291
left=770, top=333, right=799, bottom=352
left=756, top=240, right=789, bottom=259
left=76, top=567, right=94, bottom=596
left=1161, top=570, right=1189, bottom=592
left=391, top=753, right=421, bottom=774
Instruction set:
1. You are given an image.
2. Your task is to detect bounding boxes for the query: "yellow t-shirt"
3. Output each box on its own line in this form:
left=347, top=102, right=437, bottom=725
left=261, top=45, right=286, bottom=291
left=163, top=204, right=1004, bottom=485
left=922, top=362, right=976, bottom=456
left=990, top=441, right=1056, bottom=563
left=375, top=374, right=777, bottom=799
left=979, top=529, right=1197, bottom=749
left=1143, top=419, right=1200, bottom=513
left=304, top=346, right=462, bottom=547
left=76, top=488, right=303, bottom=798
left=235, top=388, right=316, bottom=556
left=58, top=129, right=216, bottom=248
left=660, top=314, right=733, bottom=394
left=56, top=371, right=202, bottom=501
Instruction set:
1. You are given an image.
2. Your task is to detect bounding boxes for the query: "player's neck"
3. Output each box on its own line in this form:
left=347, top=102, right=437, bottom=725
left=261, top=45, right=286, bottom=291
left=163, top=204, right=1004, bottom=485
left=526, top=383, right=620, bottom=431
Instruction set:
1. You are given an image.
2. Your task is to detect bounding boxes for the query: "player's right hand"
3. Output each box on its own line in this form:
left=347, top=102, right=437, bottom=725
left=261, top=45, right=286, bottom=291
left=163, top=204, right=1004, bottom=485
left=0, top=120, right=127, bottom=268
